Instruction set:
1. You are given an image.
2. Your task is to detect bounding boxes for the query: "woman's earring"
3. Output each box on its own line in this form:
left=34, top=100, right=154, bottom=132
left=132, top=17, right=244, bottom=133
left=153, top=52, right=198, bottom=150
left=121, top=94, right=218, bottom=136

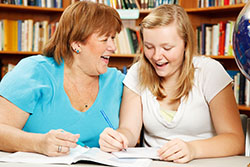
left=76, top=50, right=79, bottom=54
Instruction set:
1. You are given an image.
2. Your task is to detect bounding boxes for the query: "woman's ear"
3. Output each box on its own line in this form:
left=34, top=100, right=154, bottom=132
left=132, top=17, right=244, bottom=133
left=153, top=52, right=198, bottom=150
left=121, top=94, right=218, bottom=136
left=71, top=42, right=81, bottom=54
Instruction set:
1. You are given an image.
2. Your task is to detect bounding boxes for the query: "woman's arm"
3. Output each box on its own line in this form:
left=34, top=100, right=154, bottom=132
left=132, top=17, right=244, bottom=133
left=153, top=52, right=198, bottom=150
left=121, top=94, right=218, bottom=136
left=0, top=96, right=79, bottom=156
left=99, top=86, right=143, bottom=152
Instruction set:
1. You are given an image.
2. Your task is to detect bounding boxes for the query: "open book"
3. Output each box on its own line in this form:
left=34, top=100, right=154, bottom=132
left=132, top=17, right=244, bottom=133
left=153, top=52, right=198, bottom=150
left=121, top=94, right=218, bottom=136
left=0, top=146, right=152, bottom=167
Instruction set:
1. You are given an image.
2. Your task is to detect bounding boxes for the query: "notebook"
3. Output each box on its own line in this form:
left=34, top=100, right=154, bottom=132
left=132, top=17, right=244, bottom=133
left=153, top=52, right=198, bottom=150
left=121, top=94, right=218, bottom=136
left=112, top=147, right=160, bottom=159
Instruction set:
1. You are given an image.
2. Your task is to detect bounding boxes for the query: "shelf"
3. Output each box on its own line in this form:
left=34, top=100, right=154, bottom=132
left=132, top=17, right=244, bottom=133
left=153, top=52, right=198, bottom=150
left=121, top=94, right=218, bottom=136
left=0, top=4, right=64, bottom=13
left=238, top=105, right=250, bottom=111
left=111, top=54, right=139, bottom=58
left=185, top=3, right=245, bottom=13
left=209, top=55, right=235, bottom=59
left=0, top=51, right=41, bottom=56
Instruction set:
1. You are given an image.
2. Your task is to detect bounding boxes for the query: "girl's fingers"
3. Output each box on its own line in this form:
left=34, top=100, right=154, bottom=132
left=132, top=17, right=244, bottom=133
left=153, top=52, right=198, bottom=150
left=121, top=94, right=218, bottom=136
left=100, top=138, right=122, bottom=152
left=99, top=128, right=129, bottom=151
left=119, top=133, right=129, bottom=149
left=100, top=128, right=124, bottom=149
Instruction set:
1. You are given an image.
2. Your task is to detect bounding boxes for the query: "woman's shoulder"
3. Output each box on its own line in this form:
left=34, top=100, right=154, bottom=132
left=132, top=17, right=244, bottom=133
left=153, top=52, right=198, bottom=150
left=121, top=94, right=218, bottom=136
left=19, top=55, right=62, bottom=74
left=102, top=67, right=125, bottom=81
left=20, top=55, right=58, bottom=67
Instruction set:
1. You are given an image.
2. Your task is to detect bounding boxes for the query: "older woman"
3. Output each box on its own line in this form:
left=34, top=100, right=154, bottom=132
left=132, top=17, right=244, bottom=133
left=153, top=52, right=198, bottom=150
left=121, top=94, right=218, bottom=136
left=0, top=1, right=124, bottom=157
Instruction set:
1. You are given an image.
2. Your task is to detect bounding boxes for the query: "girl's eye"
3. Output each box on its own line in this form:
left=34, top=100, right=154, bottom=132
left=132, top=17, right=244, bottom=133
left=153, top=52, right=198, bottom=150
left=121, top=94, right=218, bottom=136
left=163, top=47, right=171, bottom=51
left=145, top=45, right=153, bottom=49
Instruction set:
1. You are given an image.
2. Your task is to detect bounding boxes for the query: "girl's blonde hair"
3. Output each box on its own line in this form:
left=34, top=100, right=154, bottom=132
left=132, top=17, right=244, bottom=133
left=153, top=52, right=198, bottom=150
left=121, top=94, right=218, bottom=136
left=43, top=1, right=122, bottom=66
left=139, top=4, right=197, bottom=102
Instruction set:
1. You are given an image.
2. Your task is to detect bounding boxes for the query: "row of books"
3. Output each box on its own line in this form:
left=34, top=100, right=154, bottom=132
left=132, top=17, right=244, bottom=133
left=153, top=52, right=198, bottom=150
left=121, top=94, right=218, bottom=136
left=230, top=71, right=250, bottom=106
left=136, top=0, right=179, bottom=9
left=115, top=27, right=142, bottom=54
left=196, top=21, right=235, bottom=56
left=198, top=0, right=248, bottom=8
left=73, top=0, right=178, bottom=10
left=0, top=0, right=63, bottom=8
left=0, top=19, right=58, bottom=52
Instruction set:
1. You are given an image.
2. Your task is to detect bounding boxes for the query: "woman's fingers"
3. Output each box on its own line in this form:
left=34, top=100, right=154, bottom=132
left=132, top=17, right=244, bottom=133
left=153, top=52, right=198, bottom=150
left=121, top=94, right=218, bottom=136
left=42, top=129, right=80, bottom=156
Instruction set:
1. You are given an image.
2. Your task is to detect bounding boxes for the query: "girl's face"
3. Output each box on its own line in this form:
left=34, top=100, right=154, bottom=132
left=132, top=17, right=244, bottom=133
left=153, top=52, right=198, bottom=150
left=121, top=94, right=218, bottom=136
left=143, top=23, right=185, bottom=80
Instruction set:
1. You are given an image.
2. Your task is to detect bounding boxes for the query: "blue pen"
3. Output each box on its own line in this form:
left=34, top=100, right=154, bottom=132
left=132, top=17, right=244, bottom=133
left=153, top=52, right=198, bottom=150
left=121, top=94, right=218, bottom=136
left=100, top=110, right=127, bottom=151
left=100, top=110, right=114, bottom=129
left=76, top=141, right=85, bottom=147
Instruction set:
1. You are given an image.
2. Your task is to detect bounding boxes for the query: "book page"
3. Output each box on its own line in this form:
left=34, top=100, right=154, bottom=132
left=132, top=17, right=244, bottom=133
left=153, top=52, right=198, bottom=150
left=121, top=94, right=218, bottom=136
left=0, top=145, right=89, bottom=165
left=0, top=146, right=152, bottom=167
left=78, top=147, right=152, bottom=167
left=112, top=147, right=160, bottom=159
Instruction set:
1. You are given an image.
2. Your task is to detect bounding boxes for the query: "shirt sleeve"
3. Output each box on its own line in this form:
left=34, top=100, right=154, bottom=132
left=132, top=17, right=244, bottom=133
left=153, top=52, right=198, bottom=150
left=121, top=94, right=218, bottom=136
left=0, top=58, right=48, bottom=114
left=123, top=62, right=141, bottom=95
left=199, top=57, right=233, bottom=103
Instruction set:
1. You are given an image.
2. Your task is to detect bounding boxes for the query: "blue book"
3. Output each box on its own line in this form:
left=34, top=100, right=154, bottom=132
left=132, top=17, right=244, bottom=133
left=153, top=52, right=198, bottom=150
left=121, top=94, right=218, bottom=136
left=227, top=70, right=239, bottom=79
left=17, top=20, right=22, bottom=52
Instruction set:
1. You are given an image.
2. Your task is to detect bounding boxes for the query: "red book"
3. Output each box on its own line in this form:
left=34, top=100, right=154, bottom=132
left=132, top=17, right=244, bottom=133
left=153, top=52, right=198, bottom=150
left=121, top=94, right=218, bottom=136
left=224, top=0, right=229, bottom=5
left=218, top=21, right=226, bottom=56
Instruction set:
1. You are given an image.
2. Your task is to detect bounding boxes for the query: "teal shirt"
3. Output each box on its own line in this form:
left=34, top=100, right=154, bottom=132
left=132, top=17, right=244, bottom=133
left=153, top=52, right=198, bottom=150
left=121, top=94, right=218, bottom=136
left=0, top=55, right=125, bottom=147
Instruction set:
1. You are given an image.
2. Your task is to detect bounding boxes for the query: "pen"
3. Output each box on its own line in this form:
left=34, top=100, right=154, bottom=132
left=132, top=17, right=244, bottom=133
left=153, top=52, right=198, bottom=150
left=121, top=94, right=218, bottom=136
left=100, top=110, right=127, bottom=151
left=100, top=110, right=114, bottom=129
left=76, top=141, right=85, bottom=147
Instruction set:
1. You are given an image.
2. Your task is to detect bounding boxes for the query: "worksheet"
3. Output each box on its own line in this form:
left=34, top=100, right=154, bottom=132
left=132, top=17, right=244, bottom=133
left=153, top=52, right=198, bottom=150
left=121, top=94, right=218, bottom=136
left=112, top=147, right=160, bottom=159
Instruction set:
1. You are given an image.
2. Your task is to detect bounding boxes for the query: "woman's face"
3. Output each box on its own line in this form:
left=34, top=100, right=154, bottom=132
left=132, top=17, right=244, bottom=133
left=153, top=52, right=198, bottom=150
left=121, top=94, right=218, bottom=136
left=76, top=32, right=117, bottom=76
left=143, top=23, right=185, bottom=79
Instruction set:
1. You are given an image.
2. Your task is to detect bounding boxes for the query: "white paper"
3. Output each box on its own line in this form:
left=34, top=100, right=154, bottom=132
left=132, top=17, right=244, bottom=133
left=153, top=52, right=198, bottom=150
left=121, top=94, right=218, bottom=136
left=0, top=146, right=152, bottom=167
left=112, top=147, right=160, bottom=159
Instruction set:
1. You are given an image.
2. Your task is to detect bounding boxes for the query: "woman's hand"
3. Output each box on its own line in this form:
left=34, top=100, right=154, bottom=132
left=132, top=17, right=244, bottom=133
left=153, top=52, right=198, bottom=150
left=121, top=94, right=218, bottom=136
left=38, top=129, right=80, bottom=156
left=158, top=138, right=195, bottom=163
left=99, top=127, right=128, bottom=152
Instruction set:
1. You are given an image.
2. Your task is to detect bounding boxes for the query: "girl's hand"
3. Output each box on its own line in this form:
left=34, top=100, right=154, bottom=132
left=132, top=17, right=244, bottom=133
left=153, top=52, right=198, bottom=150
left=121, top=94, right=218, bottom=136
left=38, top=129, right=80, bottom=156
left=158, top=138, right=195, bottom=163
left=99, top=127, right=128, bottom=152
